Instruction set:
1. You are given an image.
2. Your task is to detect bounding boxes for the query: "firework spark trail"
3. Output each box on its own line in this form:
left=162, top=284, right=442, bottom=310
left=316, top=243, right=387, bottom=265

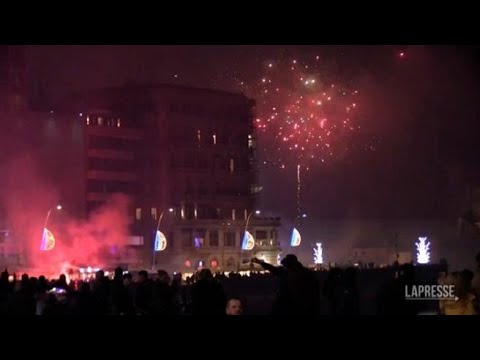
left=296, top=164, right=302, bottom=226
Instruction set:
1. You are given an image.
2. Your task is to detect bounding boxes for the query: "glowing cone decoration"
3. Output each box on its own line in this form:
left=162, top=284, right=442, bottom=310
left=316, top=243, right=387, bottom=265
left=290, top=227, right=301, bottom=247
left=242, top=231, right=255, bottom=250
left=154, top=230, right=167, bottom=251
left=40, top=228, right=55, bottom=251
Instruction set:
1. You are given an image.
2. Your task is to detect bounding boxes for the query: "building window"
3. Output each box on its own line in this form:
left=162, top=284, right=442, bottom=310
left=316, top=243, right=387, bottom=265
left=210, top=259, right=218, bottom=268
left=184, top=152, right=194, bottom=168
left=255, top=230, right=268, bottom=240
left=224, top=232, right=235, bottom=247
left=86, top=116, right=90, bottom=125
left=209, top=230, right=219, bottom=247
left=244, top=209, right=248, bottom=220
left=117, top=118, right=121, bottom=127
left=226, top=257, right=235, bottom=267
left=135, top=208, right=142, bottom=221
left=181, top=229, right=193, bottom=247
left=213, top=133, right=217, bottom=145
left=151, top=207, right=157, bottom=220
left=181, top=204, right=185, bottom=220
left=194, top=203, right=198, bottom=220
left=194, top=229, right=206, bottom=248
left=231, top=209, right=236, bottom=220
left=197, top=129, right=201, bottom=147
left=230, top=158, right=235, bottom=173
left=98, top=117, right=103, bottom=126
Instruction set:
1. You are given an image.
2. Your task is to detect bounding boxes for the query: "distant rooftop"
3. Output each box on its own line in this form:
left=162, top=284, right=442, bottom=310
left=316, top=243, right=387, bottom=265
left=69, top=81, right=250, bottom=101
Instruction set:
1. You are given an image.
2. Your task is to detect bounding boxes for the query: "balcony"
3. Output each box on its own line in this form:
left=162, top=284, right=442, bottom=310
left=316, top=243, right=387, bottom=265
left=87, top=170, right=136, bottom=182
left=88, top=149, right=134, bottom=160
left=87, top=126, right=142, bottom=140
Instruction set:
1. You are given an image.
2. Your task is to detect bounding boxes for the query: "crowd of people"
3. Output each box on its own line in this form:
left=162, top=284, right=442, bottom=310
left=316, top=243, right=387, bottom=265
left=0, top=253, right=478, bottom=315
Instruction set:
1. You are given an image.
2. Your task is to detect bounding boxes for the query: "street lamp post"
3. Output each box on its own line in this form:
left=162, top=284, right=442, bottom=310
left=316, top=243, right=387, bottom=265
left=245, top=210, right=261, bottom=232
left=239, top=210, right=260, bottom=270
left=152, top=208, right=174, bottom=270
left=40, top=205, right=62, bottom=251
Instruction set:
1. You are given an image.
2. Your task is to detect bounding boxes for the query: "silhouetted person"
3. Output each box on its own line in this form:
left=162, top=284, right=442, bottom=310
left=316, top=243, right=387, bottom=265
left=135, top=270, right=152, bottom=315
left=252, top=254, right=320, bottom=315
left=191, top=269, right=226, bottom=315
left=36, top=276, right=48, bottom=293
left=343, top=267, right=359, bottom=315
left=54, top=274, right=70, bottom=292
left=76, top=282, right=96, bottom=315
left=323, top=267, right=344, bottom=315
left=472, top=252, right=480, bottom=310
left=0, top=269, right=11, bottom=314
left=110, top=267, right=124, bottom=315
left=121, top=273, right=135, bottom=315
left=92, top=270, right=110, bottom=315
left=378, top=263, right=419, bottom=315
left=43, top=292, right=69, bottom=316
left=151, top=270, right=176, bottom=315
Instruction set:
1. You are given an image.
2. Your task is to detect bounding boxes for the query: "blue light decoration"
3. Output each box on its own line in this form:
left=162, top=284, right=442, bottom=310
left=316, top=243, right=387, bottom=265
left=194, top=237, right=204, bottom=249
left=290, top=228, right=301, bottom=247
left=241, top=231, right=255, bottom=250
left=40, top=228, right=55, bottom=251
left=154, top=230, right=167, bottom=251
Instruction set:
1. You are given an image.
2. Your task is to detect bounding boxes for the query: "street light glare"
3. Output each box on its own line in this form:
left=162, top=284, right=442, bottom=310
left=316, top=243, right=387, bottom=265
left=255, top=210, right=261, bottom=215
left=168, top=208, right=174, bottom=212
left=56, top=205, right=62, bottom=210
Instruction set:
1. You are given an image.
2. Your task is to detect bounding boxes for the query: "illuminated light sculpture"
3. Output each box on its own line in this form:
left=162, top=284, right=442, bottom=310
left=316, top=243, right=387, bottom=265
left=242, top=211, right=259, bottom=251
left=277, top=253, right=282, bottom=265
left=314, top=242, right=323, bottom=264
left=40, top=205, right=62, bottom=251
left=153, top=212, right=167, bottom=252
left=40, top=228, right=55, bottom=251
left=416, top=236, right=430, bottom=264
left=242, top=231, right=255, bottom=250
left=152, top=210, right=170, bottom=270
left=154, top=230, right=167, bottom=252
left=290, top=228, right=301, bottom=247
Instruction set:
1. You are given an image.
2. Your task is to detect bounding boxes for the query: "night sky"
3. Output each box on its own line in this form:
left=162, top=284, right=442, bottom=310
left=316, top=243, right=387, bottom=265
left=26, top=45, right=480, bottom=226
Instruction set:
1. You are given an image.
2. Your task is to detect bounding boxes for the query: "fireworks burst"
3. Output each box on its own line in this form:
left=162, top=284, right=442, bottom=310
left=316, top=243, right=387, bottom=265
left=239, top=56, right=360, bottom=169
left=237, top=56, right=361, bottom=223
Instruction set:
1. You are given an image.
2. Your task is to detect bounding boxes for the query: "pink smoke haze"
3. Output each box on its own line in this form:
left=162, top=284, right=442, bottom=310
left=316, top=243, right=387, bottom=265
left=1, top=153, right=136, bottom=277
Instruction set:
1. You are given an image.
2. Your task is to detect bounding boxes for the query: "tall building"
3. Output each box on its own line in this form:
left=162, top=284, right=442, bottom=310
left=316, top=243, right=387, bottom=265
left=0, top=45, right=27, bottom=114
left=55, top=83, right=281, bottom=271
